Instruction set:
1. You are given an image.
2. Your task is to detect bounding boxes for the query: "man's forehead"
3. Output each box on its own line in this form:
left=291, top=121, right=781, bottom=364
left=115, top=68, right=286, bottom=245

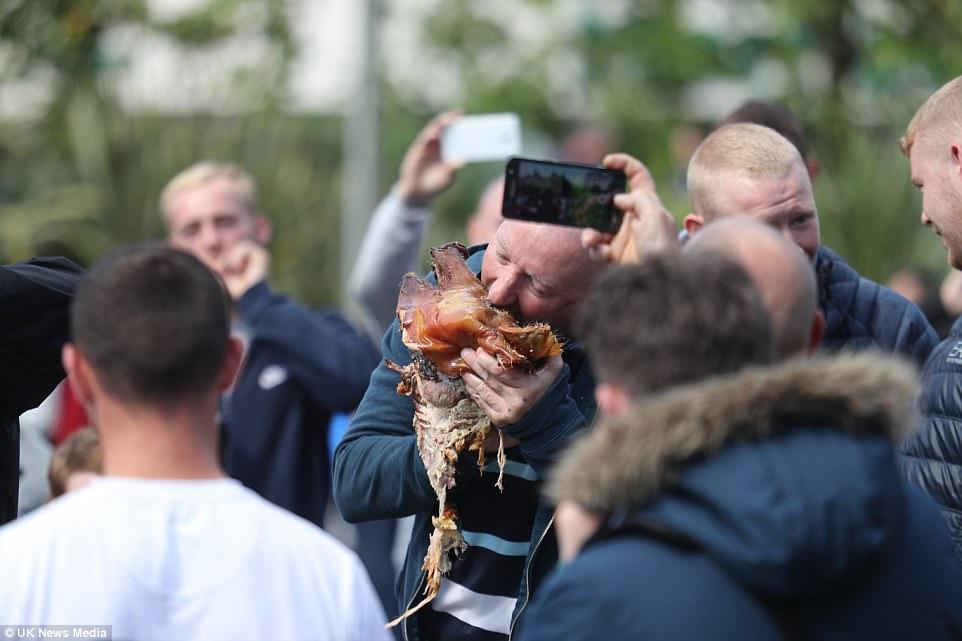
left=498, top=222, right=582, bottom=260
left=715, top=166, right=813, bottom=211
left=496, top=222, right=588, bottom=281
left=168, top=179, right=253, bottom=217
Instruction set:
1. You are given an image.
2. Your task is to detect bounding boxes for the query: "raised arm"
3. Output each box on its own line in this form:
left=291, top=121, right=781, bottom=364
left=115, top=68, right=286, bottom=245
left=347, top=112, right=463, bottom=339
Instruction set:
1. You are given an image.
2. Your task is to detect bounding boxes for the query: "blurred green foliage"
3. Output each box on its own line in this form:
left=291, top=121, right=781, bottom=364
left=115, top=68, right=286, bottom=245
left=2, top=0, right=962, bottom=307
left=416, top=0, right=962, bottom=284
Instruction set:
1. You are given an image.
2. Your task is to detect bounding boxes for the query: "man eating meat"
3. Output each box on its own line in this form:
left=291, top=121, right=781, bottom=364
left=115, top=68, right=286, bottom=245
left=333, top=213, right=607, bottom=641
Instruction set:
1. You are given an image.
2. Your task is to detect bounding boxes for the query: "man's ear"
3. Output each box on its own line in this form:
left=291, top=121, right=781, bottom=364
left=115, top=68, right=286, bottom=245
left=806, top=158, right=820, bottom=182
left=948, top=143, right=962, bottom=179
left=683, top=213, right=705, bottom=238
left=62, top=344, right=96, bottom=408
left=216, top=337, right=245, bottom=392
left=254, top=215, right=273, bottom=246
left=595, top=382, right=632, bottom=418
left=808, top=309, right=826, bottom=354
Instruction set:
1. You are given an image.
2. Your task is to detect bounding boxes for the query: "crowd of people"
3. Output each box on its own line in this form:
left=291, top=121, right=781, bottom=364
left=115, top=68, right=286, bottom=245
left=2, top=74, right=962, bottom=640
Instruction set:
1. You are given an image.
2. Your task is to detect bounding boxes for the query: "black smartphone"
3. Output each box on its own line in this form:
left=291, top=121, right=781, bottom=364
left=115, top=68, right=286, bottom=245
left=501, top=156, right=626, bottom=232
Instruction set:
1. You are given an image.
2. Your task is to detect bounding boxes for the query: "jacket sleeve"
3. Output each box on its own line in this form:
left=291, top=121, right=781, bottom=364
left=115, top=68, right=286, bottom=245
left=899, top=336, right=962, bottom=560
left=0, top=257, right=83, bottom=418
left=502, top=362, right=591, bottom=480
left=346, top=189, right=433, bottom=341
left=236, top=282, right=379, bottom=413
left=332, top=318, right=438, bottom=522
left=877, top=287, right=939, bottom=367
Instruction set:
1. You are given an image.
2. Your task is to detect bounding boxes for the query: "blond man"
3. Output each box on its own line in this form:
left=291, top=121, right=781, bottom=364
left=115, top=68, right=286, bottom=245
left=585, top=125, right=937, bottom=365
left=159, top=162, right=379, bottom=529
left=899, top=75, right=962, bottom=563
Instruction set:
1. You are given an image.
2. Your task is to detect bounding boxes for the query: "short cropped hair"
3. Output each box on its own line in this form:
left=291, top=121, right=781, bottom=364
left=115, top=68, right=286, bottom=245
left=71, top=244, right=232, bottom=404
left=577, top=253, right=775, bottom=399
left=901, top=75, right=962, bottom=155
left=687, top=123, right=804, bottom=220
left=722, top=100, right=811, bottom=161
left=48, top=427, right=102, bottom=499
left=159, top=161, right=258, bottom=222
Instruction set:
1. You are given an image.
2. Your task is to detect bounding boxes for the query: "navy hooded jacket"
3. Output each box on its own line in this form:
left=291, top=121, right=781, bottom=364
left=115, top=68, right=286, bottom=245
left=520, top=354, right=962, bottom=641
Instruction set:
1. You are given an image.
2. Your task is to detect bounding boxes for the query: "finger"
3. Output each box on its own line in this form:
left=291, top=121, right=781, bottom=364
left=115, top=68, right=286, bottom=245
left=419, top=112, right=455, bottom=139
left=613, top=192, right=634, bottom=212
left=425, top=111, right=463, bottom=142
left=460, top=347, right=480, bottom=374
left=595, top=209, right=635, bottom=263
left=462, top=347, right=502, bottom=380
left=581, top=227, right=609, bottom=249
left=462, top=372, right=496, bottom=413
left=602, top=152, right=634, bottom=170
left=604, top=153, right=655, bottom=191
left=218, top=248, right=247, bottom=276
left=587, top=244, right=611, bottom=263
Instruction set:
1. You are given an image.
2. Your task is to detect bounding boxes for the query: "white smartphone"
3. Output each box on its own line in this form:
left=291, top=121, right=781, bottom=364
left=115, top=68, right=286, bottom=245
left=441, top=113, right=522, bottom=164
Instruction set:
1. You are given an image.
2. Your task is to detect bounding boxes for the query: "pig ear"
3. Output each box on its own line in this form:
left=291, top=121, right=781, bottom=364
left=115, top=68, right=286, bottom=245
left=431, top=242, right=483, bottom=290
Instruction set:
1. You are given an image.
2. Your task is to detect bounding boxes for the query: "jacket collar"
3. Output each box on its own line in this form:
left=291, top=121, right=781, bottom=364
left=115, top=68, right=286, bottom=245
left=547, top=352, right=918, bottom=513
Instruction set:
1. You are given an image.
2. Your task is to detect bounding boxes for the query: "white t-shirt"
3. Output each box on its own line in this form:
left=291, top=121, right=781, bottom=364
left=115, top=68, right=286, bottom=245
left=0, top=476, right=391, bottom=641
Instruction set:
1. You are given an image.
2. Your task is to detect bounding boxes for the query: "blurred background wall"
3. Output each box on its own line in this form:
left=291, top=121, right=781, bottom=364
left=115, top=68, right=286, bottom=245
left=2, top=0, right=960, bottom=306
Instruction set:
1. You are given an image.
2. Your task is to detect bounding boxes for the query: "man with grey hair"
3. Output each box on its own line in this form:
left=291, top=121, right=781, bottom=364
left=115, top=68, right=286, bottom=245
left=899, top=75, right=962, bottom=562
left=160, top=161, right=378, bottom=529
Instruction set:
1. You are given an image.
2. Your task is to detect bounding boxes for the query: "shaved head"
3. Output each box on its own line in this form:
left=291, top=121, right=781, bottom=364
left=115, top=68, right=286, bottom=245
left=481, top=220, right=604, bottom=336
left=688, top=123, right=805, bottom=221
left=902, top=75, right=962, bottom=156
left=686, top=218, right=817, bottom=358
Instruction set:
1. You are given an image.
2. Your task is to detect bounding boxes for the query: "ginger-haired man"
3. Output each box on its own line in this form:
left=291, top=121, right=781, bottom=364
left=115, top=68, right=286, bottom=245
left=899, top=75, right=962, bottom=562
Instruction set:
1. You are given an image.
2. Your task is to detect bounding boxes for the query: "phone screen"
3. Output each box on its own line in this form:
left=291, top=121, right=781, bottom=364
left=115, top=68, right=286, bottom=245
left=502, top=157, right=626, bottom=232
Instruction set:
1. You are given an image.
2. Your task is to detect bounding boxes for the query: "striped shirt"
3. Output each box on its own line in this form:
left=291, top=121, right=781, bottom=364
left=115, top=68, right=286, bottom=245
left=421, top=447, right=540, bottom=641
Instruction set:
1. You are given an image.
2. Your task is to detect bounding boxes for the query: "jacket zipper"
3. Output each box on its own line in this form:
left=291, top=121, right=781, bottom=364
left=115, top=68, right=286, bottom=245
left=508, top=515, right=555, bottom=640
left=401, top=572, right=427, bottom=641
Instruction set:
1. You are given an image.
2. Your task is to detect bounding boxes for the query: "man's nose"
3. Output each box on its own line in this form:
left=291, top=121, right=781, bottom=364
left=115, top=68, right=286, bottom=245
left=779, top=225, right=795, bottom=245
left=199, top=223, right=223, bottom=254
left=921, top=210, right=932, bottom=227
left=487, top=271, right=519, bottom=306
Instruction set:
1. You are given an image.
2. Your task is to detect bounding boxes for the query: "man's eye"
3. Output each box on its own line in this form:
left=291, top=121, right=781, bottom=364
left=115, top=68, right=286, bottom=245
left=529, top=282, right=552, bottom=297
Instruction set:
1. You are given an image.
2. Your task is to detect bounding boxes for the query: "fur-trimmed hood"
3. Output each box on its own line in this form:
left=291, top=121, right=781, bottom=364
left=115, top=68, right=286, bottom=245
left=547, top=352, right=920, bottom=597
left=548, top=352, right=917, bottom=512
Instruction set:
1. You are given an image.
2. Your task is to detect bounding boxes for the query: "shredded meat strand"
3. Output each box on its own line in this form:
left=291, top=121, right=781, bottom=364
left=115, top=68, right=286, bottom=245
left=386, top=243, right=561, bottom=628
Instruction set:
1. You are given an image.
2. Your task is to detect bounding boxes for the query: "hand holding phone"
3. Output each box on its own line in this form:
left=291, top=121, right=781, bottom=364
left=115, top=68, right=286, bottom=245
left=581, top=153, right=678, bottom=264
left=441, top=113, right=521, bottom=164
left=501, top=157, right=627, bottom=233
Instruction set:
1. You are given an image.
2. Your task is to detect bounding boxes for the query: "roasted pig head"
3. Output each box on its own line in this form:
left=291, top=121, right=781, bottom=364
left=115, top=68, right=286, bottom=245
left=397, top=242, right=562, bottom=375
